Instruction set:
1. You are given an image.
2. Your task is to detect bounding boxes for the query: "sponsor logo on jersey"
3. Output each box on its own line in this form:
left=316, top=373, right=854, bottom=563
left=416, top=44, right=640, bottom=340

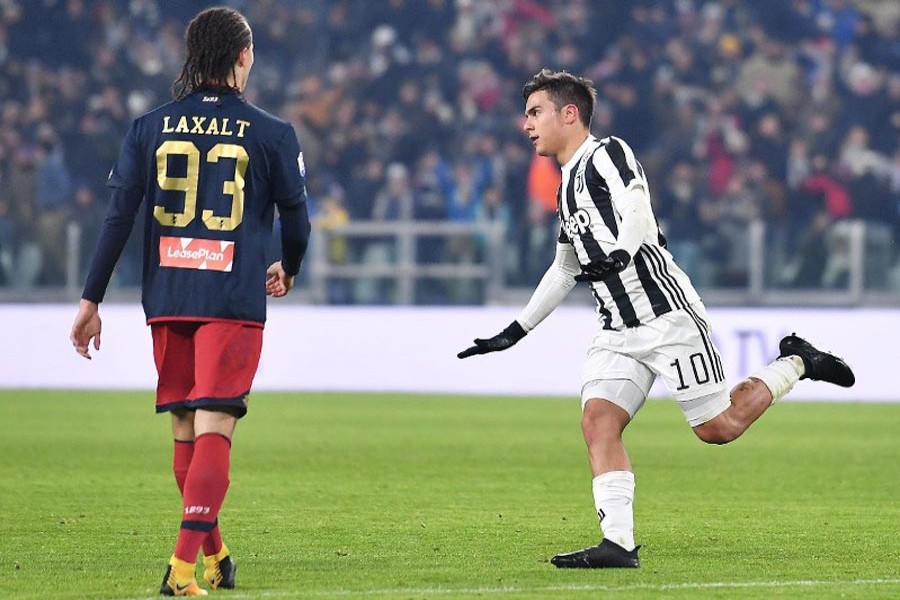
left=562, top=208, right=592, bottom=238
left=159, top=236, right=234, bottom=272
left=202, top=95, right=219, bottom=102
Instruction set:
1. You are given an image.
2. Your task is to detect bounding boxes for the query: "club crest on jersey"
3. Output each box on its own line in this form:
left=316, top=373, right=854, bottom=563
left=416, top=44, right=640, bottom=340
left=574, top=147, right=593, bottom=193
left=575, top=164, right=587, bottom=193
left=562, top=208, right=592, bottom=238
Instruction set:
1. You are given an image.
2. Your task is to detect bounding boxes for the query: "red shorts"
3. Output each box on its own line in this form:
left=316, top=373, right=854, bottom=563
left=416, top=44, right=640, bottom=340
left=151, top=320, right=263, bottom=418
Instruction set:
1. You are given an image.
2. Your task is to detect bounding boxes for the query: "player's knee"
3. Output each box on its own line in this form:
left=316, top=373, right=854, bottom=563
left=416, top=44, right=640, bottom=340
left=580, top=410, right=600, bottom=441
left=692, top=415, right=742, bottom=445
left=581, top=399, right=627, bottom=445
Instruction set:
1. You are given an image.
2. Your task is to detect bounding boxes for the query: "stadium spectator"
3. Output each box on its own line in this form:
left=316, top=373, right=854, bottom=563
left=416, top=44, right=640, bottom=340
left=0, top=158, right=11, bottom=285
left=311, top=181, right=353, bottom=304
left=34, top=132, right=72, bottom=285
left=524, top=153, right=561, bottom=281
left=0, top=0, right=897, bottom=296
left=70, top=181, right=105, bottom=281
left=497, top=138, right=532, bottom=284
left=656, top=160, right=708, bottom=284
left=6, top=142, right=41, bottom=287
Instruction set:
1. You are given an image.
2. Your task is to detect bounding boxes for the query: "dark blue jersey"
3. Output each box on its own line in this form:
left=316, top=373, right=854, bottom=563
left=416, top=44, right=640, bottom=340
left=90, top=89, right=308, bottom=324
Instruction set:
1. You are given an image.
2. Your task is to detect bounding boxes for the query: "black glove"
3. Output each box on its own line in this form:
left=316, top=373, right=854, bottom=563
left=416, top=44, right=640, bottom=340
left=458, top=321, right=527, bottom=359
left=574, top=250, right=631, bottom=283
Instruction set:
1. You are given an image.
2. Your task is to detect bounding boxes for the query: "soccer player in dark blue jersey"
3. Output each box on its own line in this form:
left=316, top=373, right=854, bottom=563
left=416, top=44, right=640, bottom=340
left=69, top=7, right=310, bottom=596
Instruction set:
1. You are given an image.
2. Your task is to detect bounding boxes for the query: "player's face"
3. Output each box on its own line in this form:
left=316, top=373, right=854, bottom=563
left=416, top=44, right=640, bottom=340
left=523, top=90, right=565, bottom=157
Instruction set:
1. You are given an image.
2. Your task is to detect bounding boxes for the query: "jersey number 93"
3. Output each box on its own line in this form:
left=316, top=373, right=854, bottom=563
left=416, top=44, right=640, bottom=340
left=154, top=140, right=249, bottom=231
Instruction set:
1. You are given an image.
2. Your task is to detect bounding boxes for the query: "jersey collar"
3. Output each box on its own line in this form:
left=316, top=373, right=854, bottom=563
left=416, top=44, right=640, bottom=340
left=196, top=84, right=241, bottom=95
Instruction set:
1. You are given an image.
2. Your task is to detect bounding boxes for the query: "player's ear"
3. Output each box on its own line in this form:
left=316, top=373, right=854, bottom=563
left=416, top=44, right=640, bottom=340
left=238, top=45, right=253, bottom=68
left=562, top=104, right=579, bottom=125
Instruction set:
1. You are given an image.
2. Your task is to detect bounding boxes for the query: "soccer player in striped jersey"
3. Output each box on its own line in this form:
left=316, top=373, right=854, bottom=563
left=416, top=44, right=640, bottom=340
left=459, top=69, right=854, bottom=568
left=69, top=7, right=310, bottom=595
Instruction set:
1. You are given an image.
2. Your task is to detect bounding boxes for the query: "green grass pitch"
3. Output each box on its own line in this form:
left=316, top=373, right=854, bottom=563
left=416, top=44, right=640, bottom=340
left=1, top=390, right=899, bottom=599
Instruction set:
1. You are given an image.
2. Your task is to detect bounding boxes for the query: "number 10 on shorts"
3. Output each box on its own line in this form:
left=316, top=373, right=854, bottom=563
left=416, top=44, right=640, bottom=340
left=671, top=354, right=712, bottom=391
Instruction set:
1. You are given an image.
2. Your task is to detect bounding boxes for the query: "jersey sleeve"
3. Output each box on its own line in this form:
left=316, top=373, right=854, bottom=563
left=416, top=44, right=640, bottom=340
left=270, top=124, right=306, bottom=207
left=591, top=136, right=655, bottom=255
left=590, top=136, right=647, bottom=201
left=107, top=120, right=144, bottom=191
left=82, top=187, right=144, bottom=303
left=515, top=242, right=580, bottom=332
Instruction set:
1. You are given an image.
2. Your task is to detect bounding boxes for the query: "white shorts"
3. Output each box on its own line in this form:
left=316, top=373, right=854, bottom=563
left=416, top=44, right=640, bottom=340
left=581, top=302, right=730, bottom=427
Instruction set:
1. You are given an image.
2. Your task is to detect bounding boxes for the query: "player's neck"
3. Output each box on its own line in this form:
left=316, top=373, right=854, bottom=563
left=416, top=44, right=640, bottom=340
left=556, top=132, right=591, bottom=167
left=203, top=77, right=243, bottom=93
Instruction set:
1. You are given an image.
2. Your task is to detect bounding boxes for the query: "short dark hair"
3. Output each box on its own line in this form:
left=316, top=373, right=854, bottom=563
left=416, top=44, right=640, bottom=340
left=172, top=7, right=253, bottom=101
left=522, top=69, right=597, bottom=128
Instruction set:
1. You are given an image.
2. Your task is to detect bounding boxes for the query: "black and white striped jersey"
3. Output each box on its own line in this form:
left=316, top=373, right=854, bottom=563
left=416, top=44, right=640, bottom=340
left=558, top=135, right=700, bottom=330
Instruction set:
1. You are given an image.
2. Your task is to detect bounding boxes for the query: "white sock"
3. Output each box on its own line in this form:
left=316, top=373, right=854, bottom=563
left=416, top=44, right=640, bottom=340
left=592, top=470, right=635, bottom=551
left=751, top=356, right=805, bottom=403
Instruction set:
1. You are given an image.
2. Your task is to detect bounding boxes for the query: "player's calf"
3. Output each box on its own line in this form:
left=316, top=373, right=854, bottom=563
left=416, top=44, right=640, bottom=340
left=692, top=381, right=772, bottom=444
left=692, top=412, right=744, bottom=445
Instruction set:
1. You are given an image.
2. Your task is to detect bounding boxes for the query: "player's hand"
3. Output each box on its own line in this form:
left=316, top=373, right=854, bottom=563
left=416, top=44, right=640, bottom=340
left=458, top=321, right=527, bottom=359
left=574, top=250, right=631, bottom=283
left=70, top=299, right=101, bottom=360
left=266, top=261, right=295, bottom=297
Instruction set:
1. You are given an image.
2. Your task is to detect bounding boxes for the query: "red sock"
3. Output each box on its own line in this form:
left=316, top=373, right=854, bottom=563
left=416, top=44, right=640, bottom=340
left=173, top=439, right=225, bottom=557
left=173, top=439, right=194, bottom=494
left=174, top=433, right=231, bottom=563
left=203, top=524, right=223, bottom=557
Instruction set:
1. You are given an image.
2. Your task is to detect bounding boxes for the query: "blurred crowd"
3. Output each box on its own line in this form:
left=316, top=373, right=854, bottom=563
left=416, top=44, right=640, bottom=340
left=0, top=0, right=897, bottom=301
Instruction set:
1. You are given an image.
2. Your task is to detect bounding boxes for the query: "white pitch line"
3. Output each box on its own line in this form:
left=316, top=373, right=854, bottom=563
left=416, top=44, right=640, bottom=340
left=106, top=577, right=900, bottom=600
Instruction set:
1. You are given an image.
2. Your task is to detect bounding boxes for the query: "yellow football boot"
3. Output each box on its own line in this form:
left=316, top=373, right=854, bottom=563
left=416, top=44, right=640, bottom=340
left=203, top=544, right=236, bottom=590
left=160, top=556, right=208, bottom=596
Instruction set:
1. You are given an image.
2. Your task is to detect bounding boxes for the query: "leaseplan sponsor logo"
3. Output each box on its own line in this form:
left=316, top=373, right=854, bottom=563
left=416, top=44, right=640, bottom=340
left=159, top=236, right=234, bottom=272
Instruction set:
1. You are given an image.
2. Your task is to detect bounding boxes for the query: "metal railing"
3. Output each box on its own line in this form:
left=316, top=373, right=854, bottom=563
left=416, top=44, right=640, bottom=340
left=1, top=218, right=897, bottom=306
left=306, top=221, right=507, bottom=305
left=731, top=219, right=893, bottom=306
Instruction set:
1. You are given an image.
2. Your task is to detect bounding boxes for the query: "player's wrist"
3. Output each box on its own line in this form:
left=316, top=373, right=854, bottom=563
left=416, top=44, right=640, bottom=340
left=609, top=249, right=631, bottom=269
left=281, top=258, right=300, bottom=278
left=79, top=298, right=100, bottom=311
left=502, top=321, right=527, bottom=342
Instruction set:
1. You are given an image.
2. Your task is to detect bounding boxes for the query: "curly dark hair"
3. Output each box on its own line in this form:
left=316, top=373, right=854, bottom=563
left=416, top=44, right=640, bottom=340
left=172, top=7, right=253, bottom=101
left=522, top=69, right=597, bottom=128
